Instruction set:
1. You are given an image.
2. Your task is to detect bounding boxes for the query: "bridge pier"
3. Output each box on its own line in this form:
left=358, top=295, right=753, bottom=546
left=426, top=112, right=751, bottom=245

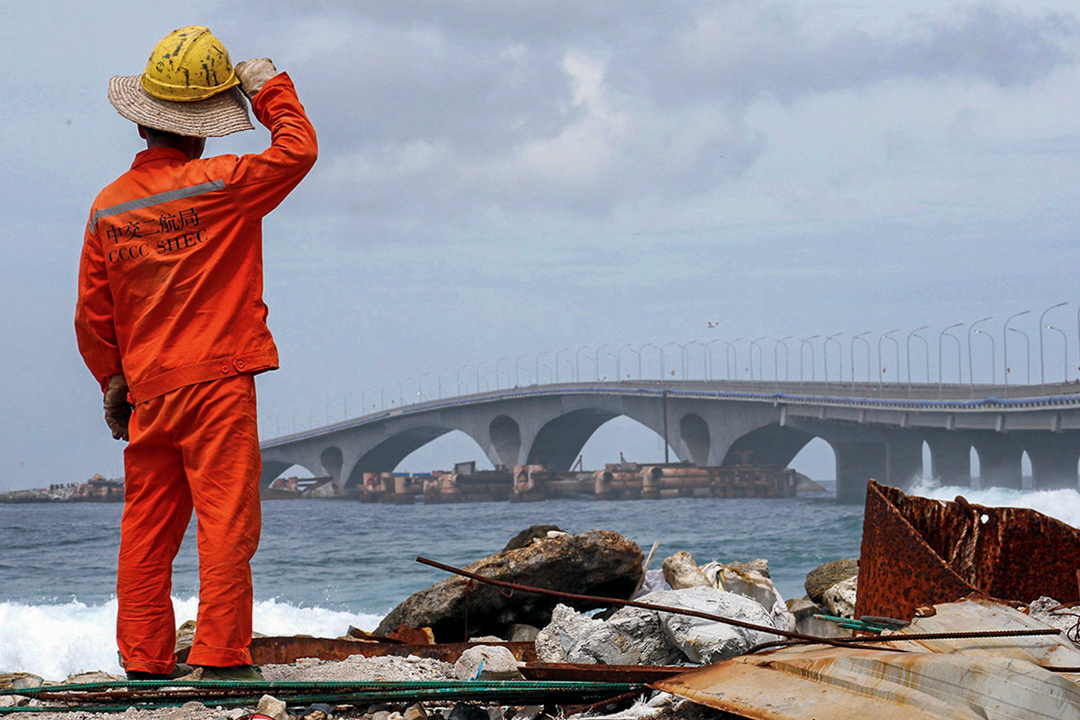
left=924, top=433, right=971, bottom=487
left=883, top=433, right=923, bottom=490
left=973, top=439, right=1022, bottom=489
left=1026, top=438, right=1079, bottom=490
left=834, top=440, right=886, bottom=504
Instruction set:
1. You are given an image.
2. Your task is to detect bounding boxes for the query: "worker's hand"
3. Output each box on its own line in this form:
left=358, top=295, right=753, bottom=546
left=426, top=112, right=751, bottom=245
left=104, top=374, right=132, bottom=442
left=235, top=58, right=278, bottom=100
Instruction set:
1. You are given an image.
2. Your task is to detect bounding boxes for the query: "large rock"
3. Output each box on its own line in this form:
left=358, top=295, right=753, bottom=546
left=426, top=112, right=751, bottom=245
left=376, top=529, right=643, bottom=642
left=538, top=587, right=783, bottom=666
left=536, top=603, right=684, bottom=666
left=646, top=586, right=783, bottom=663
left=805, top=558, right=858, bottom=604
left=822, top=575, right=858, bottom=619
left=700, top=561, right=795, bottom=632
left=662, top=551, right=712, bottom=590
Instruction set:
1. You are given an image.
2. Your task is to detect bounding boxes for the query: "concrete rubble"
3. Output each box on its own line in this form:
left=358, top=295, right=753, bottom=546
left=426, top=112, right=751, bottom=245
left=13, top=507, right=1079, bottom=720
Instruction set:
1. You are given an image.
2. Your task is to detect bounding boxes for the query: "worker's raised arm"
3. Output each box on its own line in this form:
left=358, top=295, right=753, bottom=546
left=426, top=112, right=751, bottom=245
left=222, top=61, right=318, bottom=217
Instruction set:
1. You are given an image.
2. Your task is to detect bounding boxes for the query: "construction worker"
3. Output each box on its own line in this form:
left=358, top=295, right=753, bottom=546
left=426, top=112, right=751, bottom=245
left=75, top=26, right=317, bottom=681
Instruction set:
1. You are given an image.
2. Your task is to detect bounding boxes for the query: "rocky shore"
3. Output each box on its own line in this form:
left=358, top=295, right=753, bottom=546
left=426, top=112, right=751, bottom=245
left=1, top=525, right=862, bottom=720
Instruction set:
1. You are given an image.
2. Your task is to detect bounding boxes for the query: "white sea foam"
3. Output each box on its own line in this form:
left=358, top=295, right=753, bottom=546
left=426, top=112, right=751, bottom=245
left=907, top=475, right=1080, bottom=528
left=0, top=597, right=382, bottom=681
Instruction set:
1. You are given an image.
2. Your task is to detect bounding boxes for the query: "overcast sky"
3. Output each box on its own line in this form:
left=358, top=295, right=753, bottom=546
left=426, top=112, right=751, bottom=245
left=2, top=0, right=1080, bottom=489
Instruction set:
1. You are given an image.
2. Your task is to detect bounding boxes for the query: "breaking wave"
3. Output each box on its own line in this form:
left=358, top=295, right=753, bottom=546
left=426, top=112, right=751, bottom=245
left=907, top=475, right=1080, bottom=528
left=0, top=596, right=381, bottom=681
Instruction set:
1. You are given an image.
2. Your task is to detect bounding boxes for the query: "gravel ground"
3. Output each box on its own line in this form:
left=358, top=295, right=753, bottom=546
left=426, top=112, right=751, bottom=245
left=0, top=656, right=705, bottom=720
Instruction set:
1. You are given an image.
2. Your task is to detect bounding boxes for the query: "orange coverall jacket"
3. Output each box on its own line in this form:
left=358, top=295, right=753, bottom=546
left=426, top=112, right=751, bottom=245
left=75, top=74, right=317, bottom=402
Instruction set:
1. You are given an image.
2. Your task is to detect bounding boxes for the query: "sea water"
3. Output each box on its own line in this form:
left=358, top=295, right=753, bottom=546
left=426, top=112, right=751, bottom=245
left=1, top=481, right=1077, bottom=680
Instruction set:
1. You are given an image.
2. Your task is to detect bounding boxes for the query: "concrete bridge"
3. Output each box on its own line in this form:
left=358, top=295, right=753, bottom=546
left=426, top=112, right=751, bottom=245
left=259, top=380, right=1080, bottom=503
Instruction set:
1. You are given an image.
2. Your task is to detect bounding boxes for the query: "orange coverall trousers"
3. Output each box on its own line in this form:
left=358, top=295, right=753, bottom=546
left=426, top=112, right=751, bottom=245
left=117, top=375, right=261, bottom=673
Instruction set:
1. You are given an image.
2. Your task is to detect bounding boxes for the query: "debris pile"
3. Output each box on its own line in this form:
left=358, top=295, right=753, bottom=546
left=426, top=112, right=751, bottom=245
left=7, top=491, right=1080, bottom=720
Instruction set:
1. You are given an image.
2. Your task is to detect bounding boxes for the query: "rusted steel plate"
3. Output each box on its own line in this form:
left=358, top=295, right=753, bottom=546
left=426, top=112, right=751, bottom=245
left=856, top=480, right=1080, bottom=621
left=520, top=663, right=686, bottom=683
left=653, top=645, right=1080, bottom=720
left=180, top=638, right=537, bottom=666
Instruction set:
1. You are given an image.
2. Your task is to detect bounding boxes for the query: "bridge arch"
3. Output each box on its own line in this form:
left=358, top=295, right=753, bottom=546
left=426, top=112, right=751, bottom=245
left=679, top=413, right=711, bottom=466
left=489, top=415, right=521, bottom=468
left=720, top=423, right=816, bottom=467
left=527, top=408, right=621, bottom=469
left=345, top=425, right=456, bottom=487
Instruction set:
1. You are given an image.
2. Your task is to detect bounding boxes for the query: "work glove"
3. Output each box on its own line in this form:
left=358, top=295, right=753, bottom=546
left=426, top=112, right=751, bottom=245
left=235, top=58, right=278, bottom=100
left=104, top=374, right=133, bottom=442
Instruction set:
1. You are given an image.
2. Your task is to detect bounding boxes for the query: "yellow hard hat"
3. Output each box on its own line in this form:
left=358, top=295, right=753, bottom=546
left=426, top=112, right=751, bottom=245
left=141, top=26, right=240, bottom=102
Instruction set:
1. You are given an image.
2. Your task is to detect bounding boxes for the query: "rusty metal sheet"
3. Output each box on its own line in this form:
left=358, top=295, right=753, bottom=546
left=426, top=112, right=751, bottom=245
left=653, top=645, right=1080, bottom=720
left=520, top=663, right=686, bottom=683
left=856, top=480, right=1080, bottom=621
left=180, top=637, right=537, bottom=666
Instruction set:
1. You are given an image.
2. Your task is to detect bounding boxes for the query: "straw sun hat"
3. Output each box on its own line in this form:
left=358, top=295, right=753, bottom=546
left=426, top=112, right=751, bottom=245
left=108, top=26, right=254, bottom=137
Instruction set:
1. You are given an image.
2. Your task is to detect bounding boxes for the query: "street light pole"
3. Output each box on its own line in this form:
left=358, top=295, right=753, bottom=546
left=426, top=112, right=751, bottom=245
left=456, top=365, right=469, bottom=394
left=974, top=330, right=995, bottom=386
left=824, top=333, right=842, bottom=386
left=774, top=337, right=792, bottom=383
left=660, top=341, right=679, bottom=379
left=536, top=351, right=551, bottom=385
left=799, top=335, right=819, bottom=385
left=617, top=343, right=634, bottom=381
left=1047, top=325, right=1068, bottom=383
left=555, top=348, right=569, bottom=383
left=905, top=326, right=928, bottom=386
left=966, top=317, right=992, bottom=386
left=746, top=337, right=765, bottom=382
left=1039, top=302, right=1067, bottom=385
left=879, top=329, right=899, bottom=389
left=476, top=362, right=488, bottom=392
left=575, top=346, right=592, bottom=383
left=721, top=338, right=742, bottom=380
left=515, top=353, right=529, bottom=387
left=851, top=331, right=870, bottom=386
left=496, top=357, right=509, bottom=390
left=705, top=339, right=724, bottom=380
left=938, top=323, right=963, bottom=394
left=381, top=381, right=393, bottom=409
left=418, top=372, right=432, bottom=402
left=1002, top=310, right=1030, bottom=387
left=594, top=343, right=610, bottom=381
left=640, top=343, right=658, bottom=380
left=1009, top=328, right=1030, bottom=385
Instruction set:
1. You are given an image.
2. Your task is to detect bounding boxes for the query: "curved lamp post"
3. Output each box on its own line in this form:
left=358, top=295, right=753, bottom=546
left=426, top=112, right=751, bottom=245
left=878, top=329, right=899, bottom=389
left=418, top=372, right=432, bottom=402
left=456, top=364, right=469, bottom=394
left=1047, top=325, right=1068, bottom=383
left=966, top=317, right=992, bottom=386
left=973, top=330, right=994, bottom=386
left=535, top=351, right=551, bottom=385
left=660, top=341, right=679, bottom=379
left=705, top=338, right=724, bottom=380
left=1040, top=302, right=1067, bottom=385
left=1002, top=311, right=1029, bottom=387
left=1009, top=327, right=1030, bottom=385
left=824, top=333, right=842, bottom=386
left=399, top=376, right=413, bottom=406
left=361, top=388, right=374, bottom=414
left=555, top=348, right=570, bottom=383
left=495, top=357, right=509, bottom=390
left=575, top=345, right=592, bottom=383
left=799, top=335, right=819, bottom=385
left=627, top=346, right=643, bottom=380
left=515, top=353, right=529, bottom=387
left=937, top=323, right=963, bottom=392
left=640, top=343, right=659, bottom=380
left=905, top=326, right=928, bottom=387
left=594, top=343, right=610, bottom=381
left=617, top=343, right=634, bottom=381
left=380, top=381, right=394, bottom=409
left=721, top=338, right=742, bottom=380
left=850, top=331, right=870, bottom=386
left=774, top=337, right=792, bottom=383
left=682, top=341, right=703, bottom=380
left=747, top=337, right=765, bottom=382
left=476, top=361, right=488, bottom=392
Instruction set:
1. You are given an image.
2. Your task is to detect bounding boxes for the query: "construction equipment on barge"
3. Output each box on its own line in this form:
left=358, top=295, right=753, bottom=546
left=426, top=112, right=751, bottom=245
left=347, top=461, right=799, bottom=503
